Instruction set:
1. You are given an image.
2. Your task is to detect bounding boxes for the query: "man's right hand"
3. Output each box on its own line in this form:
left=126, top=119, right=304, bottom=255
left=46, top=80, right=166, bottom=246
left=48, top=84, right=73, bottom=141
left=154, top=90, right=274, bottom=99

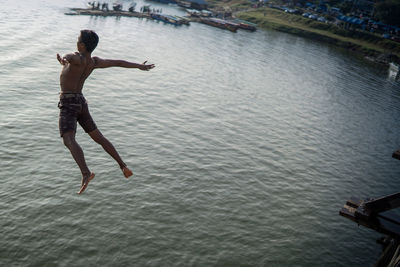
left=57, top=54, right=68, bottom=65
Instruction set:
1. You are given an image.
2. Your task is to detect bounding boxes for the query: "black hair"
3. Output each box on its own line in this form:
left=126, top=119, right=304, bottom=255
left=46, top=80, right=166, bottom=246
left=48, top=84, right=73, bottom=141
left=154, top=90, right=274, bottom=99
left=80, top=30, right=99, bottom=53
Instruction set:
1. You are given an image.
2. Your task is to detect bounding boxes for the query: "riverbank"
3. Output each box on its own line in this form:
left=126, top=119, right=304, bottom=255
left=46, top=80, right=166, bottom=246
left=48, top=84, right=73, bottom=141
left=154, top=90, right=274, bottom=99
left=234, top=7, right=400, bottom=64
left=67, top=2, right=400, bottom=65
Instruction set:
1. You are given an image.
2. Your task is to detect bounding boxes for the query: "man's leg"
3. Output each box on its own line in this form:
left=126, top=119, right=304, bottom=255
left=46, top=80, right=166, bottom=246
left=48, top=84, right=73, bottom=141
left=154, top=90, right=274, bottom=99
left=62, top=131, right=95, bottom=193
left=88, top=129, right=133, bottom=178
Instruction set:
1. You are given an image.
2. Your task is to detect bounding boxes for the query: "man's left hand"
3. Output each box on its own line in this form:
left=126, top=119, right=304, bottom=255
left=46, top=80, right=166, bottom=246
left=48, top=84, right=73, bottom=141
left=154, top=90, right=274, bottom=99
left=139, top=60, right=155, bottom=71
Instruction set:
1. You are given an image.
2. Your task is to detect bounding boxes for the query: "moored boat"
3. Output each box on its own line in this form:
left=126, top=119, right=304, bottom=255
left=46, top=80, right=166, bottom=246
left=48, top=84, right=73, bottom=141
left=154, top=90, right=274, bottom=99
left=200, top=17, right=238, bottom=32
left=390, top=62, right=400, bottom=73
left=389, top=62, right=400, bottom=80
left=230, top=18, right=257, bottom=31
left=151, top=13, right=181, bottom=25
left=171, top=15, right=190, bottom=25
left=186, top=9, right=211, bottom=17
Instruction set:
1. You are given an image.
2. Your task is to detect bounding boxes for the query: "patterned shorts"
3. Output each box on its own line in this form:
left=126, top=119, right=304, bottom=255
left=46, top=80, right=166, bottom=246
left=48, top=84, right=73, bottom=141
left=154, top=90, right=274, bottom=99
left=58, top=94, right=97, bottom=137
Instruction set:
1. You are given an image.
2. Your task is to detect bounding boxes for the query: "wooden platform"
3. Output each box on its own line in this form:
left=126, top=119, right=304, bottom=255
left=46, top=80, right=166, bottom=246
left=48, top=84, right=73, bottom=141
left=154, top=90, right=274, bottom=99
left=338, top=149, right=400, bottom=266
left=66, top=8, right=151, bottom=19
left=340, top=195, right=400, bottom=239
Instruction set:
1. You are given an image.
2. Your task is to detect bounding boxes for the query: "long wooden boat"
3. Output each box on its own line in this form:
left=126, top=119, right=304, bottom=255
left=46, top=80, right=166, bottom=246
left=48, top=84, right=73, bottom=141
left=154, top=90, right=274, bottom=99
left=150, top=13, right=184, bottom=25
left=230, top=18, right=257, bottom=31
left=200, top=17, right=238, bottom=32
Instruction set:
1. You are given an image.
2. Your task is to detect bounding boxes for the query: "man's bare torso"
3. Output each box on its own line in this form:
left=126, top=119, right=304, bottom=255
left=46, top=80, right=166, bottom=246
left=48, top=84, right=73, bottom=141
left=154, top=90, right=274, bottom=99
left=58, top=48, right=154, bottom=94
left=59, top=52, right=96, bottom=93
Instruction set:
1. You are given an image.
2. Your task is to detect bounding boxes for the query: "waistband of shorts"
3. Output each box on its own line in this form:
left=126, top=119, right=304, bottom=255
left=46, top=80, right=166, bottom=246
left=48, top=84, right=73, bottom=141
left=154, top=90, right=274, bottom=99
left=59, top=92, right=84, bottom=99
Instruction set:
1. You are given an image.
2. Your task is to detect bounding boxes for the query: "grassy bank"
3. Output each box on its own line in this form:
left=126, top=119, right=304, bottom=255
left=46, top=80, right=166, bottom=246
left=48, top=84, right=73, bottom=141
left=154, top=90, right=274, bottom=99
left=235, top=8, right=400, bottom=61
left=207, top=0, right=252, bottom=11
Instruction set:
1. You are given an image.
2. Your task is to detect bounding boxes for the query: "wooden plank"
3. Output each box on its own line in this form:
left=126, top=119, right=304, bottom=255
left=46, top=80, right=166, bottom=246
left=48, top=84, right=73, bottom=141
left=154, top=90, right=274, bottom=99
left=346, top=197, right=363, bottom=208
left=364, top=192, right=400, bottom=214
left=339, top=206, right=358, bottom=221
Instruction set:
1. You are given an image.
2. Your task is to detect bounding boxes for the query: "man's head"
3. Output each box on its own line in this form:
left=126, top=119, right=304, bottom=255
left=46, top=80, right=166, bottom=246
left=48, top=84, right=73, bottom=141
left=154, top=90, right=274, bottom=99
left=77, top=30, right=99, bottom=53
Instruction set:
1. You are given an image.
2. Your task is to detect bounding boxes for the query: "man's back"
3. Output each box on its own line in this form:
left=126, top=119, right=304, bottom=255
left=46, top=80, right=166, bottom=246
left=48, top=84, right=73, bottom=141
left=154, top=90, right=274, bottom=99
left=58, top=52, right=95, bottom=93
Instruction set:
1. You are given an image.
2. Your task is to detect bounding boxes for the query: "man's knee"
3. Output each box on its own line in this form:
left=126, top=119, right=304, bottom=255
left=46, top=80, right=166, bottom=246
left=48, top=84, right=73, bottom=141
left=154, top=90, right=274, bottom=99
left=63, top=137, right=73, bottom=148
left=62, top=133, right=76, bottom=148
left=95, top=135, right=108, bottom=146
left=89, top=130, right=106, bottom=144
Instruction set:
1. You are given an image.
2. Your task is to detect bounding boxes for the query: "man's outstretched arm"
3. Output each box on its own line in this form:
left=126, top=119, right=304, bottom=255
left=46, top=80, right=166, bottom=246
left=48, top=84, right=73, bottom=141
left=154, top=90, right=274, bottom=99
left=56, top=53, right=82, bottom=65
left=93, top=57, right=155, bottom=71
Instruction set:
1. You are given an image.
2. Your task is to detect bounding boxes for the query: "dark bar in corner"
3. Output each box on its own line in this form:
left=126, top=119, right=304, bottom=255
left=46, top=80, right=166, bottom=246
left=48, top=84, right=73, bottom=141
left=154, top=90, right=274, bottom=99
left=392, top=149, right=400, bottom=160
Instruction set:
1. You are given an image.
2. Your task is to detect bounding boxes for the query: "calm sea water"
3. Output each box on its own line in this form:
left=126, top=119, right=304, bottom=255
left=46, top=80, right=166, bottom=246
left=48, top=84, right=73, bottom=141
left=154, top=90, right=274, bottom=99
left=1, top=0, right=400, bottom=266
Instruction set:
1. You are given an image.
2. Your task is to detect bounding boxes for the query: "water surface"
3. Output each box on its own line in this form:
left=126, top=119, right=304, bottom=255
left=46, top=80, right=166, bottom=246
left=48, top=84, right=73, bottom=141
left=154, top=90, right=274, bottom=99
left=1, top=0, right=400, bottom=266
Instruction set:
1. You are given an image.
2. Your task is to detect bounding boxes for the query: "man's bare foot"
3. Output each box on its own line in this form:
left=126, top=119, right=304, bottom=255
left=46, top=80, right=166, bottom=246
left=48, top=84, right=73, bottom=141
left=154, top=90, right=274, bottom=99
left=78, top=172, right=95, bottom=194
left=122, top=166, right=133, bottom=178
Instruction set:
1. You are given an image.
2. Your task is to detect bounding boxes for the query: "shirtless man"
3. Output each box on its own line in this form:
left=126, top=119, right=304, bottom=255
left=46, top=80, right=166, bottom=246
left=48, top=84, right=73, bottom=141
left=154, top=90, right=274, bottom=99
left=57, top=29, right=155, bottom=194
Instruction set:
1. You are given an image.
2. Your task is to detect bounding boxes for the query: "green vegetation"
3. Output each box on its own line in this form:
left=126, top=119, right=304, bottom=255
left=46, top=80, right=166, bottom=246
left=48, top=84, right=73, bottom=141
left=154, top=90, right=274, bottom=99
left=206, top=0, right=252, bottom=11
left=236, top=8, right=400, bottom=58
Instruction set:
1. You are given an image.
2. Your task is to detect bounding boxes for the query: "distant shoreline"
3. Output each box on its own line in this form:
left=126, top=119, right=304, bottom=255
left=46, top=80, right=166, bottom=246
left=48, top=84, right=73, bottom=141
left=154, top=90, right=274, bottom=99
left=231, top=7, right=400, bottom=66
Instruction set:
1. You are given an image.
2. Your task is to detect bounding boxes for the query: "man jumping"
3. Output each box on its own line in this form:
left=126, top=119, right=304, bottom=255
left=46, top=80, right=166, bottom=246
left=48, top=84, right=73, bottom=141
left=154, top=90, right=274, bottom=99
left=57, top=29, right=155, bottom=194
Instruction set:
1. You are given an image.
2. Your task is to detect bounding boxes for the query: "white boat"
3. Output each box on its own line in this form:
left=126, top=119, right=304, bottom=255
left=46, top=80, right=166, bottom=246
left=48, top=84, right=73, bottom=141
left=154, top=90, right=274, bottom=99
left=389, top=62, right=400, bottom=73
left=389, top=62, right=400, bottom=80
